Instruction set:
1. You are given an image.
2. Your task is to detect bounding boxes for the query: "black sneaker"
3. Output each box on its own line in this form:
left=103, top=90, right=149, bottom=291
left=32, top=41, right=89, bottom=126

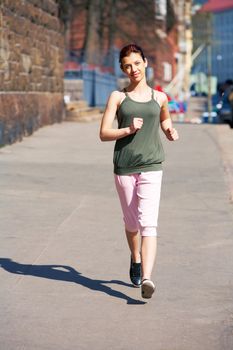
left=129, top=257, right=142, bottom=287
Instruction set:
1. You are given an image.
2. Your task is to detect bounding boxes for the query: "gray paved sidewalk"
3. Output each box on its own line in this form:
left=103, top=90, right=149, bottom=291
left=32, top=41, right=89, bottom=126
left=0, top=120, right=233, bottom=350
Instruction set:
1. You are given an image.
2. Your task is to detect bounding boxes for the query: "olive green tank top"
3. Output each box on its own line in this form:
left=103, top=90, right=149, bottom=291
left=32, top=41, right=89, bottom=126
left=113, top=89, right=165, bottom=175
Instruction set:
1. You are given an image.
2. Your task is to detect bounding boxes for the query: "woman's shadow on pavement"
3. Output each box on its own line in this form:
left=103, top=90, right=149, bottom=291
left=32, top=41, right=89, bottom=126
left=0, top=258, right=145, bottom=305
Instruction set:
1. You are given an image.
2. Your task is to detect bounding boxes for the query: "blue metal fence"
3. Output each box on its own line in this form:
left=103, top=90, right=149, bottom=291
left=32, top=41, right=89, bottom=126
left=65, top=48, right=119, bottom=107
left=65, top=67, right=117, bottom=107
left=82, top=68, right=117, bottom=107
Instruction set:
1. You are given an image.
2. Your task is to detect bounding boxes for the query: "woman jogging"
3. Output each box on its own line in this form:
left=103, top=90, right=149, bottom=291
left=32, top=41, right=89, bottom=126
left=99, top=44, right=179, bottom=299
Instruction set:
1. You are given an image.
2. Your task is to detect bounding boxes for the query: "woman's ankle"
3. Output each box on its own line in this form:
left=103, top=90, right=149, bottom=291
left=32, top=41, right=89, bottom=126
left=131, top=252, right=141, bottom=263
left=142, top=275, right=151, bottom=281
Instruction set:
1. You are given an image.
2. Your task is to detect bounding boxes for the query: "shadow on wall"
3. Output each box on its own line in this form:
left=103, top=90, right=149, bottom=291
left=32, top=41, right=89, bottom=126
left=0, top=94, right=65, bottom=146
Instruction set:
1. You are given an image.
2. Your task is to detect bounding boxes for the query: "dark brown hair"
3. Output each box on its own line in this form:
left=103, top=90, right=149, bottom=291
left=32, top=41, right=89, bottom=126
left=119, top=44, right=146, bottom=66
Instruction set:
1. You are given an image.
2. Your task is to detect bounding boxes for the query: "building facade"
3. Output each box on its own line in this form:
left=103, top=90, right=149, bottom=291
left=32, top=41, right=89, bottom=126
left=68, top=0, right=192, bottom=96
left=192, top=0, right=233, bottom=84
left=163, top=0, right=193, bottom=99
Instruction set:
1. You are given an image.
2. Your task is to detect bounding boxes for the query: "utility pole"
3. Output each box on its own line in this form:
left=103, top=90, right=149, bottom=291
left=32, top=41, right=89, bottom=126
left=206, top=12, right=212, bottom=122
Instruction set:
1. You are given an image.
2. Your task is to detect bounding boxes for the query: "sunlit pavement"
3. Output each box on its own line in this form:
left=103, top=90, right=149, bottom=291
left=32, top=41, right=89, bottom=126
left=0, top=120, right=233, bottom=350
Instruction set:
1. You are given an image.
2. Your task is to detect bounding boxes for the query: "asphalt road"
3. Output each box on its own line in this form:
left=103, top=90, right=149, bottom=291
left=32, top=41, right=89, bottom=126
left=0, top=120, right=233, bottom=350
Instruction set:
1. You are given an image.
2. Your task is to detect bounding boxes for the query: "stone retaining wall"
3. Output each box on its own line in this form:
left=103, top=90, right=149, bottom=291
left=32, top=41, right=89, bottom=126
left=0, top=0, right=65, bottom=145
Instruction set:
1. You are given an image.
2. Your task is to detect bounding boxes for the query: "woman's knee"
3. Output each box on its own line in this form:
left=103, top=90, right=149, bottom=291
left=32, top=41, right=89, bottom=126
left=140, top=226, right=157, bottom=237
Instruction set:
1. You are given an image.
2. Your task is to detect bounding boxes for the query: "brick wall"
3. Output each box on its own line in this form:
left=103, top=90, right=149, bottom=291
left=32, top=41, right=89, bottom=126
left=69, top=2, right=178, bottom=87
left=0, top=0, right=65, bottom=145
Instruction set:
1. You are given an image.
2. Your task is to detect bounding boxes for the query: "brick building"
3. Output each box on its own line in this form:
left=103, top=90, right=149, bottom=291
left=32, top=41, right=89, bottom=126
left=68, top=0, right=192, bottom=92
left=0, top=0, right=65, bottom=145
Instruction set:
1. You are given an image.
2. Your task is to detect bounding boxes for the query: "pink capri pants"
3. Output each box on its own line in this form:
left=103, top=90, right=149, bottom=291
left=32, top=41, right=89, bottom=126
left=114, top=171, right=163, bottom=237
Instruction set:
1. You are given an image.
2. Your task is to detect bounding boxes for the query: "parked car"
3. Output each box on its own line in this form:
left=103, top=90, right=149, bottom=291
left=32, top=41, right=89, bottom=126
left=218, top=91, right=233, bottom=128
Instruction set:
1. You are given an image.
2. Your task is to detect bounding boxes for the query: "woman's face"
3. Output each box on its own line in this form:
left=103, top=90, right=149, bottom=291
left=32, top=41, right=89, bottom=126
left=121, top=52, right=147, bottom=82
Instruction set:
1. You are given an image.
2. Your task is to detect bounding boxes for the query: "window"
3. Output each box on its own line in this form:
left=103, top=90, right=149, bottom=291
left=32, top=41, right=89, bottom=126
left=155, top=0, right=167, bottom=20
left=163, top=62, right=172, bottom=81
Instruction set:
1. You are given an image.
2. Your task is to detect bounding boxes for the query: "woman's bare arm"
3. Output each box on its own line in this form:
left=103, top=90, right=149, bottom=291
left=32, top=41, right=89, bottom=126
left=99, top=91, right=142, bottom=141
left=159, top=93, right=179, bottom=141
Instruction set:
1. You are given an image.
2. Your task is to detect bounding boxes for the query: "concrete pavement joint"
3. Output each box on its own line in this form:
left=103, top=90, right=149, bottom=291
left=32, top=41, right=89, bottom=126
left=12, top=198, right=86, bottom=289
left=32, top=198, right=86, bottom=258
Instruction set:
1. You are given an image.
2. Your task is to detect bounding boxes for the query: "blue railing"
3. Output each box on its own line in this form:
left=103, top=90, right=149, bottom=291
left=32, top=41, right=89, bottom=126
left=65, top=47, right=121, bottom=107
left=82, top=68, right=117, bottom=107
left=65, top=66, right=117, bottom=107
